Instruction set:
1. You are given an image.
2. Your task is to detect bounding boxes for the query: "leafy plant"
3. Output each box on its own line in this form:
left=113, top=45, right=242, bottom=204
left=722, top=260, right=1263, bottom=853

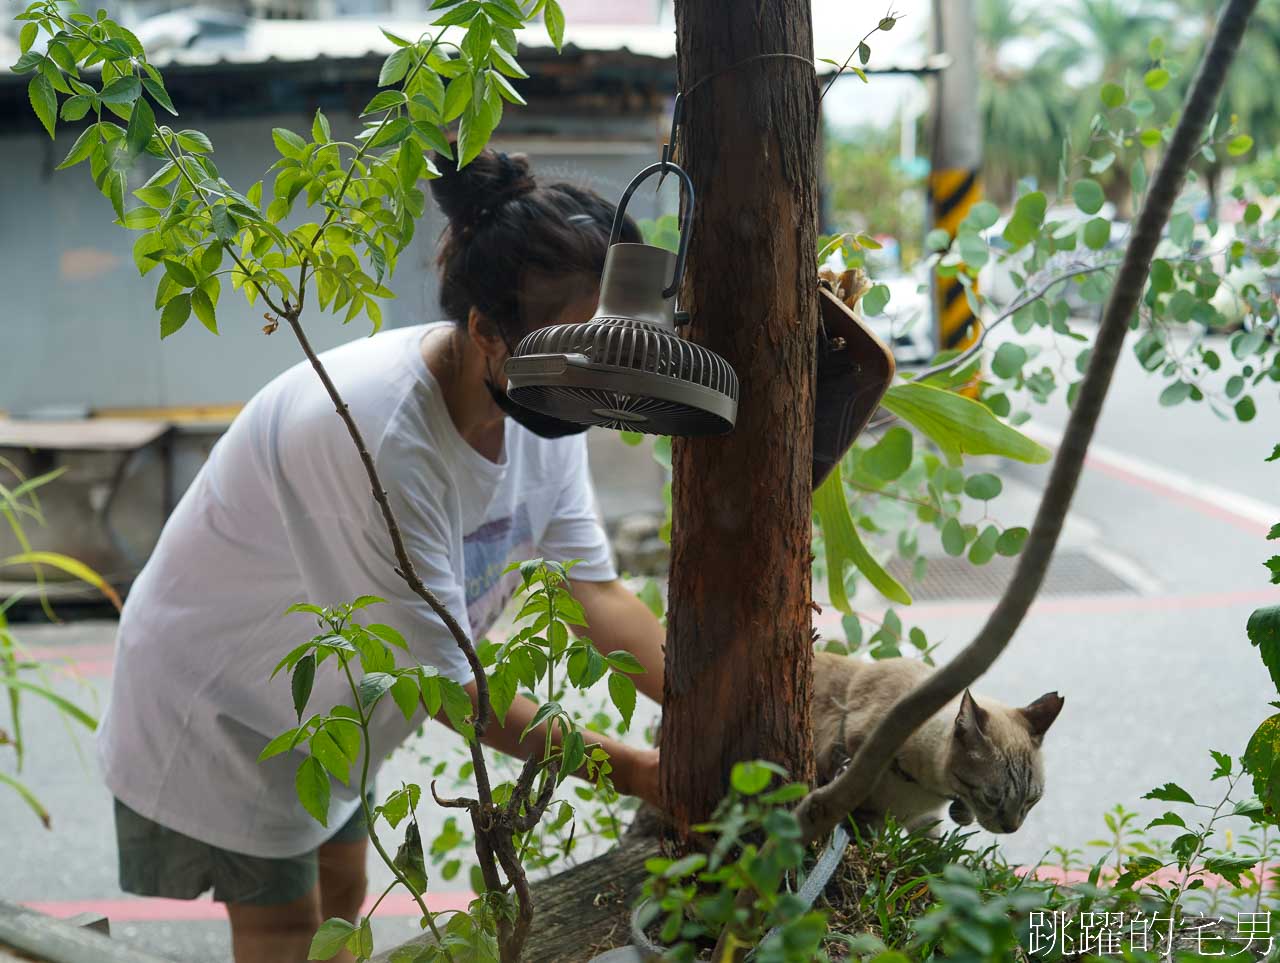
left=0, top=460, right=113, bottom=826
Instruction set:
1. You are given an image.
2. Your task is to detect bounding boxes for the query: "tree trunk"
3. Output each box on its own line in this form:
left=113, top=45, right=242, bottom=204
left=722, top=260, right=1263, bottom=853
left=661, top=0, right=820, bottom=838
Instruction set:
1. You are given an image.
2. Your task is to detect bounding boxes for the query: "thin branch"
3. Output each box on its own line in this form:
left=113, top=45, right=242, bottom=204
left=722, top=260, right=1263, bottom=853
left=793, top=0, right=1260, bottom=847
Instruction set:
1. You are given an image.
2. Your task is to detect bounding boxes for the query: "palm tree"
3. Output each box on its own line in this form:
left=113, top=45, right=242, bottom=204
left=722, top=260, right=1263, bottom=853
left=1170, top=0, right=1280, bottom=211
left=976, top=0, right=1081, bottom=203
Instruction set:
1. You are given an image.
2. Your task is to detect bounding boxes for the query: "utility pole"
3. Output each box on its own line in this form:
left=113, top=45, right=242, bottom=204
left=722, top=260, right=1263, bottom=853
left=928, top=0, right=984, bottom=354
left=661, top=0, right=820, bottom=838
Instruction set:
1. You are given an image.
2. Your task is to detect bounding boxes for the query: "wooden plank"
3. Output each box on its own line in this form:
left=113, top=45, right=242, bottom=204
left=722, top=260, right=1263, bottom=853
left=0, top=901, right=175, bottom=963
left=0, top=419, right=171, bottom=452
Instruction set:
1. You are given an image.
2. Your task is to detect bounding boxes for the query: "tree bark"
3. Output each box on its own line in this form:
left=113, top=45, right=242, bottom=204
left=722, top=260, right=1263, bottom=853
left=661, top=0, right=821, bottom=838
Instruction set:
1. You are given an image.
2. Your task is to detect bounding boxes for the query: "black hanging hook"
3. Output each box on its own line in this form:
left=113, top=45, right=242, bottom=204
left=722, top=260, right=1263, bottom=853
left=656, top=92, right=683, bottom=192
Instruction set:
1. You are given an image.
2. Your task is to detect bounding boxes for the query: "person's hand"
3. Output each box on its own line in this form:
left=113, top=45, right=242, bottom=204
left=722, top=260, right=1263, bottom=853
left=614, top=746, right=661, bottom=810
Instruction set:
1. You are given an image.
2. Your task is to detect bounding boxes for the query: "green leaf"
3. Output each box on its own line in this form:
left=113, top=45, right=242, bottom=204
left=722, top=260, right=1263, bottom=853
left=941, top=517, right=966, bottom=557
left=1083, top=217, right=1110, bottom=251
left=488, top=662, right=517, bottom=723
left=160, top=293, right=191, bottom=339
left=56, top=124, right=100, bottom=170
left=258, top=726, right=303, bottom=762
left=389, top=676, right=419, bottom=722
left=126, top=96, right=154, bottom=158
left=310, top=729, right=350, bottom=785
left=995, top=527, right=1028, bottom=556
left=295, top=755, right=331, bottom=826
left=1099, top=82, right=1125, bottom=108
left=442, top=75, right=473, bottom=122
left=861, top=426, right=912, bottom=481
left=862, top=283, right=890, bottom=316
left=99, top=76, right=141, bottom=105
left=325, top=708, right=361, bottom=763
left=1002, top=191, right=1046, bottom=248
left=608, top=671, right=636, bottom=731
left=28, top=74, right=56, bottom=139
left=272, top=127, right=307, bottom=159
left=362, top=90, right=408, bottom=115
left=991, top=342, right=1027, bottom=379
left=1228, top=134, right=1254, bottom=156
left=357, top=671, right=396, bottom=709
left=606, top=650, right=646, bottom=674
left=730, top=761, right=774, bottom=796
left=544, top=0, right=565, bottom=50
left=968, top=524, right=999, bottom=565
left=1143, top=781, right=1195, bottom=805
left=440, top=678, right=474, bottom=739
left=120, top=207, right=161, bottom=229
left=60, top=95, right=92, bottom=122
left=308, top=918, right=357, bottom=960
left=292, top=654, right=316, bottom=721
left=393, top=822, right=428, bottom=897
left=964, top=473, right=1002, bottom=501
left=0, top=677, right=98, bottom=730
left=191, top=287, right=217, bottom=334
left=176, top=130, right=212, bottom=153
left=366, top=623, right=407, bottom=650
left=1143, top=67, right=1169, bottom=91
left=163, top=258, right=196, bottom=286
left=1072, top=179, right=1105, bottom=215
left=142, top=76, right=176, bottom=115
left=378, top=47, right=414, bottom=87
left=560, top=729, right=585, bottom=777
left=880, top=383, right=1051, bottom=467
left=813, top=463, right=911, bottom=607
left=1245, top=714, right=1280, bottom=818
left=1204, top=854, right=1259, bottom=886
left=1249, top=606, right=1280, bottom=691
left=456, top=100, right=499, bottom=169
left=1158, top=381, right=1191, bottom=406
left=19, top=22, right=38, bottom=55
left=1236, top=396, right=1257, bottom=422
left=312, top=108, right=331, bottom=144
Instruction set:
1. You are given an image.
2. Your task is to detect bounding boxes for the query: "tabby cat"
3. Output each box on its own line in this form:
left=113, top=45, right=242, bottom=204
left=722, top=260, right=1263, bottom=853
left=813, top=652, right=1064, bottom=834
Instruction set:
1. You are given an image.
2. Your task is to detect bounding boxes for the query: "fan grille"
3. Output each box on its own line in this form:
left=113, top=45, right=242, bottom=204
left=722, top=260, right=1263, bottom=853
left=515, top=318, right=739, bottom=400
left=506, top=317, right=739, bottom=436
left=510, top=384, right=731, bottom=435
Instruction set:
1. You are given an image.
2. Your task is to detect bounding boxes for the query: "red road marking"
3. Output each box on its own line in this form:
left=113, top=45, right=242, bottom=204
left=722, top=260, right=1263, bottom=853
left=1081, top=451, right=1271, bottom=537
left=23, top=890, right=475, bottom=922
left=814, top=587, right=1278, bottom=633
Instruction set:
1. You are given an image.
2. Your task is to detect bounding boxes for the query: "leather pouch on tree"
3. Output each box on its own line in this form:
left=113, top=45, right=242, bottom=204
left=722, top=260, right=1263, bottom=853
left=812, top=282, right=896, bottom=491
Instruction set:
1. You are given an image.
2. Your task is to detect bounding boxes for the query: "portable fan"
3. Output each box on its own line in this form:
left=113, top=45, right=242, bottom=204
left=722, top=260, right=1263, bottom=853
left=503, top=162, right=739, bottom=437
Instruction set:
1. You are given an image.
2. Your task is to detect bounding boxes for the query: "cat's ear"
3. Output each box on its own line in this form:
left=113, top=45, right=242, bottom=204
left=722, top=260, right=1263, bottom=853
left=954, top=689, right=989, bottom=746
left=1019, top=692, right=1065, bottom=742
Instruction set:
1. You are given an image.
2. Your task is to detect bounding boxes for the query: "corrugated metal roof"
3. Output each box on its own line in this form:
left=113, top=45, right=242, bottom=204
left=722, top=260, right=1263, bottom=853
left=2, top=4, right=942, bottom=76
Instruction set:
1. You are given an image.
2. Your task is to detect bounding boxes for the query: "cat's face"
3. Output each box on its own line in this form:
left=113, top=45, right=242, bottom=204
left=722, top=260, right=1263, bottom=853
left=945, top=689, right=1064, bottom=834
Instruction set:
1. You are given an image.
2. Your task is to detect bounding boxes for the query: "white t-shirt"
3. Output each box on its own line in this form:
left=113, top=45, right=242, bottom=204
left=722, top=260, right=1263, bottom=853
left=97, top=323, right=616, bottom=858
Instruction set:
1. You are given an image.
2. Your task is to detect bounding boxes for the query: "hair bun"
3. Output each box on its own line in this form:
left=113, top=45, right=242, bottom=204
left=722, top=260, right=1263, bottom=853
left=429, top=146, right=536, bottom=231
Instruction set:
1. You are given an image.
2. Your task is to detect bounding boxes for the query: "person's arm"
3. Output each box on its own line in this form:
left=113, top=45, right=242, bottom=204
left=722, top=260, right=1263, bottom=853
left=434, top=684, right=661, bottom=809
left=568, top=577, right=665, bottom=703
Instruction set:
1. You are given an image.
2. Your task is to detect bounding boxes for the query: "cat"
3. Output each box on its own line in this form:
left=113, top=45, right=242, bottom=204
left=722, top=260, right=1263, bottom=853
left=812, top=651, right=1064, bottom=835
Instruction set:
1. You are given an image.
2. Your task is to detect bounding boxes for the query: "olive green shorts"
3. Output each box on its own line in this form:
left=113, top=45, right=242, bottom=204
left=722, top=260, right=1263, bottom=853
left=113, top=792, right=371, bottom=907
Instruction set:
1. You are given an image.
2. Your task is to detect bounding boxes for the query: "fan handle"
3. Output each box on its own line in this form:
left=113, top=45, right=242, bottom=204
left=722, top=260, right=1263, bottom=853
left=608, top=162, right=695, bottom=300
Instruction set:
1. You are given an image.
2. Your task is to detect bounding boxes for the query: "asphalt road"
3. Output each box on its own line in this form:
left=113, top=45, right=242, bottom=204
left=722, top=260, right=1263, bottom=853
left=2, top=323, right=1278, bottom=961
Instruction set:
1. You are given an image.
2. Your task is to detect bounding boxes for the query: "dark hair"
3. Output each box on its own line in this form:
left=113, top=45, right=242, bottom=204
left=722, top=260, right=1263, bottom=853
left=430, top=147, right=641, bottom=343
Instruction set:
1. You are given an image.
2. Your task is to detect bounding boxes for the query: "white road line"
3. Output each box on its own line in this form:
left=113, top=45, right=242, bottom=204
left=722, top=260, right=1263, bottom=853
left=1021, top=421, right=1280, bottom=532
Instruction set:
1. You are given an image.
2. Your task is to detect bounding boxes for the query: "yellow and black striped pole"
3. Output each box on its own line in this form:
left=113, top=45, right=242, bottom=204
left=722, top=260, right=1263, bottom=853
left=929, top=167, right=983, bottom=352
left=928, top=0, right=982, bottom=357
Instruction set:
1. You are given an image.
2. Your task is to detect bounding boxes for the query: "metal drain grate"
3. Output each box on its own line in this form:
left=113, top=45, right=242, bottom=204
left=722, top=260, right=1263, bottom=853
left=886, top=550, right=1138, bottom=602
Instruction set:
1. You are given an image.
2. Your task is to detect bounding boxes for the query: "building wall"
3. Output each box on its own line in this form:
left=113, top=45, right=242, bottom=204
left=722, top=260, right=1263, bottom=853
left=2, top=114, right=667, bottom=415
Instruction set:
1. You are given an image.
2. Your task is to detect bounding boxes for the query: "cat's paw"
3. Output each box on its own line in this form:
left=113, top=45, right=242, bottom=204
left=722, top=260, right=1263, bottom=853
left=949, top=799, right=975, bottom=826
